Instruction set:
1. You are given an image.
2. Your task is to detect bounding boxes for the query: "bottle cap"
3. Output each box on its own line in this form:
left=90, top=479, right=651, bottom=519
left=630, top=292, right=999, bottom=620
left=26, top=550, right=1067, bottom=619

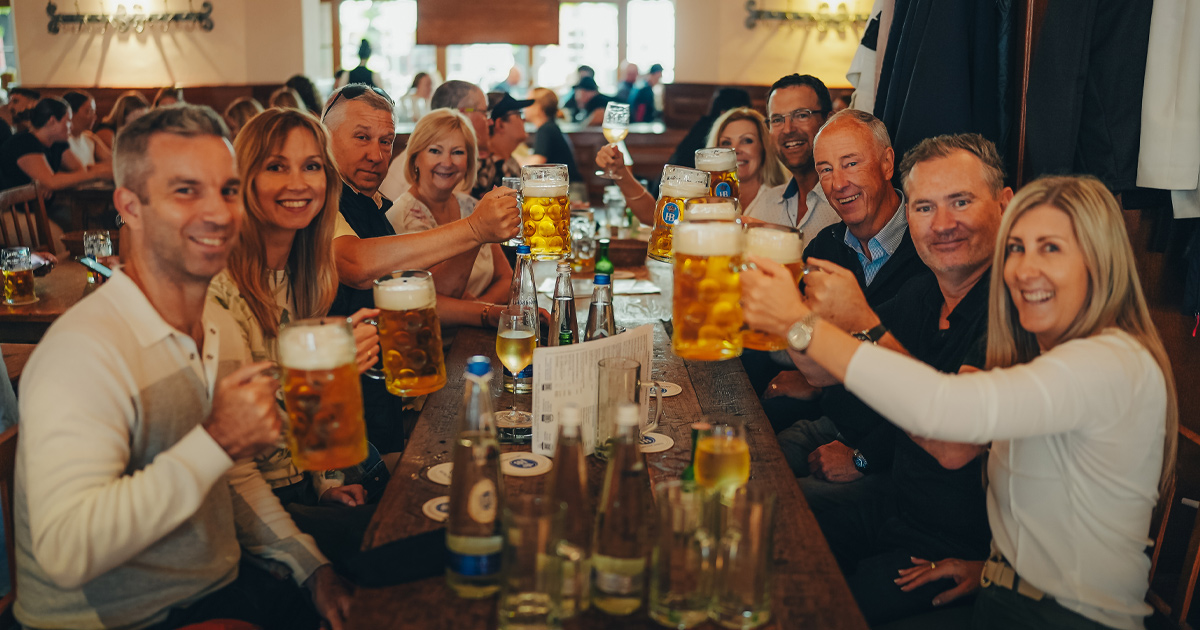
left=465, top=356, right=491, bottom=376
left=517, top=245, right=531, bottom=255
left=594, top=274, right=611, bottom=285
left=560, top=406, right=582, bottom=427
left=616, top=403, right=639, bottom=427
left=599, top=238, right=611, bottom=246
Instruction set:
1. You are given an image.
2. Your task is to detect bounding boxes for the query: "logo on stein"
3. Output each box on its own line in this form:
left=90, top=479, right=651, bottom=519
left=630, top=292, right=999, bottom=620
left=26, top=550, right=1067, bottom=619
left=714, top=181, right=732, bottom=197
left=468, top=479, right=497, bottom=523
left=662, top=202, right=681, bottom=225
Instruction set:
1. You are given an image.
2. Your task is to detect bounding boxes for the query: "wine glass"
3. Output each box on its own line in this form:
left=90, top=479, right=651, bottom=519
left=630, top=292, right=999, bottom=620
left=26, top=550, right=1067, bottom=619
left=494, top=306, right=538, bottom=439
left=596, top=102, right=631, bottom=180
left=694, top=420, right=750, bottom=493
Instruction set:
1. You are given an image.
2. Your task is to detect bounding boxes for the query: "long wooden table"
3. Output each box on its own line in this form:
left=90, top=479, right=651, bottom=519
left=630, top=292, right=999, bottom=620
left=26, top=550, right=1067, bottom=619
left=0, top=260, right=93, bottom=344
left=346, top=261, right=867, bottom=630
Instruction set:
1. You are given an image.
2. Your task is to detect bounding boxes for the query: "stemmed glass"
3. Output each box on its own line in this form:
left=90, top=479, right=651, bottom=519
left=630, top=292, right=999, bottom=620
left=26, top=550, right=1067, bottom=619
left=494, top=306, right=538, bottom=436
left=596, top=102, right=631, bottom=180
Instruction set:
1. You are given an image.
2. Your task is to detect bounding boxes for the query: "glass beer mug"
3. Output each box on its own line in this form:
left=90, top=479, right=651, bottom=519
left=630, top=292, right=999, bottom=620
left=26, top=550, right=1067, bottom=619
left=648, top=165, right=711, bottom=263
left=650, top=480, right=716, bottom=629
left=1, top=246, right=37, bottom=305
left=594, top=357, right=664, bottom=460
left=373, top=270, right=447, bottom=397
left=671, top=220, right=745, bottom=361
left=521, top=164, right=572, bottom=261
left=695, top=147, right=740, bottom=199
left=741, top=225, right=804, bottom=352
left=277, top=318, right=369, bottom=470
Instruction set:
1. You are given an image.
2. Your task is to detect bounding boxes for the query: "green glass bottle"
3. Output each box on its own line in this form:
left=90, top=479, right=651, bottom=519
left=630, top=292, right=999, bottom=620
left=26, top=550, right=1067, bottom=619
left=595, top=238, right=614, bottom=278
left=679, top=421, right=712, bottom=484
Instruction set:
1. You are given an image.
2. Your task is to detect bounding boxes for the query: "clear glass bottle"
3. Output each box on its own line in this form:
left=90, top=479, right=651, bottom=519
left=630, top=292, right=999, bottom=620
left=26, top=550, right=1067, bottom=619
left=505, top=244, right=538, bottom=393
left=549, top=262, right=578, bottom=346
left=584, top=275, right=616, bottom=341
left=548, top=406, right=592, bottom=615
left=591, top=404, right=651, bottom=616
left=446, top=356, right=504, bottom=598
left=603, top=185, right=625, bottom=236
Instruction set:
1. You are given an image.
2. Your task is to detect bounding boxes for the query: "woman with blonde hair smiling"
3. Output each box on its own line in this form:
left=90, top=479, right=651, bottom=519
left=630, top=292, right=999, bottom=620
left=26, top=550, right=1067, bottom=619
left=707, top=106, right=788, bottom=215
left=742, top=175, right=1177, bottom=630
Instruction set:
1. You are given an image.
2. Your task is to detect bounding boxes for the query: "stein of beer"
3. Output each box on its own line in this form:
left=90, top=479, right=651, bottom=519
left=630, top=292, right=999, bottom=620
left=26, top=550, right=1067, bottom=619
left=521, top=164, right=571, bottom=261
left=671, top=220, right=745, bottom=361
left=278, top=318, right=369, bottom=471
left=374, top=270, right=447, bottom=397
left=2, top=246, right=37, bottom=305
left=741, top=225, right=805, bottom=352
left=648, top=165, right=710, bottom=263
left=695, top=147, right=740, bottom=199
left=83, top=230, right=114, bottom=285
left=682, top=196, right=741, bottom=223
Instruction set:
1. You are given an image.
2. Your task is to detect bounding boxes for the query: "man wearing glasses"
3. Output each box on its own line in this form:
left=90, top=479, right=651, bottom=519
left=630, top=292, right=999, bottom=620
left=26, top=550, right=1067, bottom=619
left=486, top=92, right=533, bottom=182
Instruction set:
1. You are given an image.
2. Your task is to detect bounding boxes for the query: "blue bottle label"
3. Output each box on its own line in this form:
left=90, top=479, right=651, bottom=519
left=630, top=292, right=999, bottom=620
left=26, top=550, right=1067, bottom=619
left=715, top=181, right=732, bottom=197
left=447, top=550, right=502, bottom=577
left=504, top=364, right=533, bottom=379
left=662, top=202, right=680, bottom=225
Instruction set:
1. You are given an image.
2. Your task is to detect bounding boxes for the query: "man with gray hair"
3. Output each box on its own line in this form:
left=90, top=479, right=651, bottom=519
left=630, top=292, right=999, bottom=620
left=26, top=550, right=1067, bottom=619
left=431, top=80, right=498, bottom=199
left=15, top=104, right=350, bottom=629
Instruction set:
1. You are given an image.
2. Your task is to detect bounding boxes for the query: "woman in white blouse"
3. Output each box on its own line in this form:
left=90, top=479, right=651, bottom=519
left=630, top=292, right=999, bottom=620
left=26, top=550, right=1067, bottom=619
left=386, top=108, right=514, bottom=328
left=742, top=175, right=1177, bottom=630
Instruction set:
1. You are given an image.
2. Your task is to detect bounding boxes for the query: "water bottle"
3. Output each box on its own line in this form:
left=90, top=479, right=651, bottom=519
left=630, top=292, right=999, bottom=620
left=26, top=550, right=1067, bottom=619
left=549, top=262, right=578, bottom=346
left=584, top=274, right=617, bottom=341
left=548, top=406, right=592, bottom=614
left=591, top=404, right=651, bottom=615
left=446, top=356, right=504, bottom=598
left=505, top=244, right=538, bottom=393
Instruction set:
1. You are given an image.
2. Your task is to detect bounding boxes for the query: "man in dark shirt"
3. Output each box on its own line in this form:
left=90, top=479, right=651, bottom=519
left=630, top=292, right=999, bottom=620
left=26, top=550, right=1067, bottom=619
left=616, top=61, right=639, bottom=103
left=524, top=88, right=582, bottom=182
left=630, top=63, right=663, bottom=123
left=798, top=133, right=1013, bottom=625
left=570, top=76, right=612, bottom=126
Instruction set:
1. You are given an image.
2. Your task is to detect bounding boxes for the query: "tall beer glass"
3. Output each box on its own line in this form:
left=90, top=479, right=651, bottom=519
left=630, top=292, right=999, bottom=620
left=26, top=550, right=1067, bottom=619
left=683, top=196, right=741, bottom=222
left=648, top=166, right=710, bottom=263
left=1, top=246, right=37, bottom=305
left=374, top=270, right=447, bottom=397
left=671, top=220, right=744, bottom=361
left=741, top=225, right=805, bottom=351
left=521, top=164, right=572, bottom=261
left=278, top=318, right=369, bottom=470
left=695, top=148, right=740, bottom=199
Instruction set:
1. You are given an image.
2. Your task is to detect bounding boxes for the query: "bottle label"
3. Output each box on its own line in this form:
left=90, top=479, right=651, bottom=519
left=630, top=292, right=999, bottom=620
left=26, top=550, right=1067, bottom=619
left=447, top=549, right=502, bottom=577
left=662, top=202, right=680, bottom=225
left=468, top=479, right=497, bottom=523
left=714, top=181, right=732, bottom=197
left=593, top=568, right=637, bottom=596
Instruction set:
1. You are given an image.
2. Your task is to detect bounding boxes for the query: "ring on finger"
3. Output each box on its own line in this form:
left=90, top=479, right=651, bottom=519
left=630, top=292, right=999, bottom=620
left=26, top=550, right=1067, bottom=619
left=930, top=562, right=936, bottom=570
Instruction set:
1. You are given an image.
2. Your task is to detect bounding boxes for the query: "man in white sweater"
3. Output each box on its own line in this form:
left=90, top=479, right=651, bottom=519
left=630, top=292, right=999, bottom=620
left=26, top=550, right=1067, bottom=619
left=14, top=105, right=351, bottom=629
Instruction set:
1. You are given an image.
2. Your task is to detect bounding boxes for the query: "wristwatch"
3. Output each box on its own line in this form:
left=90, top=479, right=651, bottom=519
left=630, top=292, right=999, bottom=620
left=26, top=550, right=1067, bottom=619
left=786, top=313, right=821, bottom=353
left=852, top=323, right=889, bottom=344
left=852, top=449, right=871, bottom=474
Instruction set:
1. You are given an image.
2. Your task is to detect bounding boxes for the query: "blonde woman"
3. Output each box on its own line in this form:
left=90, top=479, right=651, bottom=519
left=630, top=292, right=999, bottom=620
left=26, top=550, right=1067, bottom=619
left=94, top=90, right=149, bottom=149
left=707, top=107, right=788, bottom=216
left=385, top=108, right=514, bottom=328
left=742, top=175, right=1176, bottom=630
left=269, top=86, right=305, bottom=110
left=223, top=96, right=264, bottom=139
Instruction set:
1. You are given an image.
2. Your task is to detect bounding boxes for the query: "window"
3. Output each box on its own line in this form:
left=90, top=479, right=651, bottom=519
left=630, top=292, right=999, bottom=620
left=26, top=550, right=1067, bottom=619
left=627, top=0, right=675, bottom=83
left=338, top=0, right=435, bottom=96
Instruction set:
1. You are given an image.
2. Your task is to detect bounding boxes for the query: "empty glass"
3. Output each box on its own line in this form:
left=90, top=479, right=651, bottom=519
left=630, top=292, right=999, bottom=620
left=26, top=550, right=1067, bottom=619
left=650, top=481, right=715, bottom=629
left=595, top=357, right=663, bottom=459
left=498, top=496, right=586, bottom=629
left=570, top=209, right=596, bottom=273
left=710, top=485, right=776, bottom=629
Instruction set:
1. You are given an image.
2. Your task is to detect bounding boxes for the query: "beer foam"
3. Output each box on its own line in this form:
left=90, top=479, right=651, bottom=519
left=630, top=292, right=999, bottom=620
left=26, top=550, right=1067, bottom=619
left=684, top=200, right=739, bottom=221
left=374, top=276, right=436, bottom=310
left=695, top=149, right=737, bottom=172
left=673, top=221, right=743, bottom=257
left=522, top=183, right=569, bottom=199
left=661, top=180, right=711, bottom=200
left=745, top=227, right=803, bottom=264
left=279, top=324, right=355, bottom=370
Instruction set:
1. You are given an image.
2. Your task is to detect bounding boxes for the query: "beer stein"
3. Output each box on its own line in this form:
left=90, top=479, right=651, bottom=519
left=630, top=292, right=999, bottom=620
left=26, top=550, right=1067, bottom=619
left=372, top=270, right=447, bottom=397
left=82, top=230, right=114, bottom=285
left=648, top=165, right=711, bottom=263
left=498, top=496, right=586, bottom=629
left=521, top=164, right=571, bottom=261
left=709, top=485, right=776, bottom=629
left=740, top=224, right=804, bottom=352
left=650, top=481, right=716, bottom=629
left=594, top=357, right=663, bottom=460
left=1, top=246, right=37, bottom=305
left=277, top=317, right=369, bottom=470
left=501, top=176, right=524, bottom=247
left=671, top=220, right=745, bottom=361
left=695, top=148, right=740, bottom=199
left=569, top=209, right=597, bottom=273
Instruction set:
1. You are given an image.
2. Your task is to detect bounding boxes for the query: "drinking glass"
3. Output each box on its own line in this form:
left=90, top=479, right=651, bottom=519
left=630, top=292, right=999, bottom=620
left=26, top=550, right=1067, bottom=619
left=494, top=307, right=537, bottom=435
left=502, top=176, right=524, bottom=247
left=569, top=209, right=596, bottom=273
left=694, top=420, right=750, bottom=492
left=650, top=481, right=715, bottom=629
left=498, top=496, right=586, bottom=629
left=1, top=246, right=37, bottom=305
left=594, top=357, right=663, bottom=459
left=710, top=485, right=776, bottom=629
left=520, top=165, right=572, bottom=261
left=82, top=229, right=114, bottom=285
left=597, top=102, right=631, bottom=180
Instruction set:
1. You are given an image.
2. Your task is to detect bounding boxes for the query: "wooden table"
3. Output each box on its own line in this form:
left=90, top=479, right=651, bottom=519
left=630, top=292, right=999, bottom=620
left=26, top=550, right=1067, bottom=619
left=346, top=261, right=867, bottom=630
left=0, top=261, right=93, bottom=344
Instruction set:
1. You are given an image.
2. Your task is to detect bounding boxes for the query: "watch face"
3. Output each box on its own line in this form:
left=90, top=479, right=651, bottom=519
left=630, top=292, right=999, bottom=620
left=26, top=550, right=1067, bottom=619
left=788, top=322, right=812, bottom=352
left=853, top=451, right=868, bottom=471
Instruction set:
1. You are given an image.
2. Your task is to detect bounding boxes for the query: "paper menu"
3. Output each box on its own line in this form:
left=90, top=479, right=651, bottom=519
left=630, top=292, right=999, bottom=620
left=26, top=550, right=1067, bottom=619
left=531, top=324, right=655, bottom=457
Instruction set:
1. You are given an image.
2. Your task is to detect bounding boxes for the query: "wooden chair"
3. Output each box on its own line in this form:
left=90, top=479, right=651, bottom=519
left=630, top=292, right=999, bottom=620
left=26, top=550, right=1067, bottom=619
left=0, top=425, right=18, bottom=628
left=1148, top=427, right=1200, bottom=630
left=0, top=184, right=53, bottom=253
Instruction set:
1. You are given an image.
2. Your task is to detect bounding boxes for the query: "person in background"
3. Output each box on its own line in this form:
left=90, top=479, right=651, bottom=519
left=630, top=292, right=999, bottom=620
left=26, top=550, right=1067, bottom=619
left=399, top=71, right=435, bottom=122
left=616, top=61, right=640, bottom=103
left=62, top=90, right=112, bottom=169
left=492, top=66, right=522, bottom=94
left=667, top=86, right=752, bottom=169
left=560, top=64, right=594, bottom=122
left=523, top=87, right=582, bottom=182
left=385, top=108, right=514, bottom=328
left=224, top=97, right=264, bottom=139
left=485, top=92, right=531, bottom=180
left=0, top=97, right=111, bottom=192
left=832, top=95, right=851, bottom=113
left=5, top=86, right=41, bottom=139
left=286, top=74, right=324, bottom=115
left=337, top=39, right=382, bottom=90
left=429, top=80, right=495, bottom=200
left=630, top=63, right=663, bottom=123
left=94, top=90, right=150, bottom=149
left=152, top=86, right=184, bottom=107
left=709, top=107, right=788, bottom=215
left=269, top=86, right=305, bottom=110
left=570, top=76, right=612, bottom=126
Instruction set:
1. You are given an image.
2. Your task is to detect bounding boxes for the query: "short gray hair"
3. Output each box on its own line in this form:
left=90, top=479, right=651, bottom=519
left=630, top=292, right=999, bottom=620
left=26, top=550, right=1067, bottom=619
left=431, top=80, right=483, bottom=110
left=815, top=108, right=892, bottom=155
left=113, top=104, right=230, bottom=202
left=322, top=83, right=395, bottom=131
left=899, top=133, right=1006, bottom=194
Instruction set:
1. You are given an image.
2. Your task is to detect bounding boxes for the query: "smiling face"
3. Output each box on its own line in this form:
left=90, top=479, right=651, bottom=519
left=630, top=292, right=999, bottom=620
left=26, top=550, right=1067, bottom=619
left=252, top=127, right=328, bottom=234
left=814, top=119, right=895, bottom=236
left=328, top=99, right=395, bottom=195
left=767, top=85, right=825, bottom=176
left=1002, top=204, right=1091, bottom=350
left=717, top=119, right=764, bottom=183
left=906, top=150, right=1010, bottom=284
left=414, top=128, right=469, bottom=196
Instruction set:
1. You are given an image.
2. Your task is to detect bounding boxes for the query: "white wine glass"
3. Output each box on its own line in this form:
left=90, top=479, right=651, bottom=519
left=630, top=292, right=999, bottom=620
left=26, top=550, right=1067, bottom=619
left=494, top=306, right=538, bottom=431
left=694, top=420, right=750, bottom=493
left=597, top=102, right=631, bottom=180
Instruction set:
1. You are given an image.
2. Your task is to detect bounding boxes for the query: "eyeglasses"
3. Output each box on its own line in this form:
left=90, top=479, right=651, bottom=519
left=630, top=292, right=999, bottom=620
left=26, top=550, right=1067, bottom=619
left=322, top=84, right=395, bottom=120
left=768, top=108, right=826, bottom=128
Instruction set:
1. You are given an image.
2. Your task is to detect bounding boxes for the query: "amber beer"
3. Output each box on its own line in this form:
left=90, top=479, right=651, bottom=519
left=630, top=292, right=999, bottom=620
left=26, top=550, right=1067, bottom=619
left=521, top=164, right=571, bottom=261
left=695, top=148, right=740, bottom=199
left=374, top=270, right=447, bottom=397
left=648, top=165, right=711, bottom=263
left=741, top=225, right=805, bottom=351
left=2, top=246, right=37, bottom=305
left=278, top=319, right=368, bottom=471
left=671, top=220, right=745, bottom=361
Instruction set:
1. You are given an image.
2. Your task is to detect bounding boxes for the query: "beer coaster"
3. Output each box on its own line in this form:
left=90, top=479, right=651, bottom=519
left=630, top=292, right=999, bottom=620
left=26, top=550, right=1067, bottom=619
left=652, top=382, right=683, bottom=397
left=426, top=462, right=453, bottom=486
left=501, top=452, right=553, bottom=477
left=639, top=432, right=675, bottom=453
left=422, top=496, right=451, bottom=522
left=612, top=270, right=636, bottom=280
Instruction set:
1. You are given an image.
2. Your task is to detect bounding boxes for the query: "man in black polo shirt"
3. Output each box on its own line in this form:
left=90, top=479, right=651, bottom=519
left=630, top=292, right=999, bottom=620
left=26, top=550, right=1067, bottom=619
left=797, top=134, right=1013, bottom=625
left=322, top=84, right=520, bottom=451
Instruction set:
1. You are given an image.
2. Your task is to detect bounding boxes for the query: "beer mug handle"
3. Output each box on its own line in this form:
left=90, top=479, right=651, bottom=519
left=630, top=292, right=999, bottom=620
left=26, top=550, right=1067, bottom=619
left=358, top=317, right=387, bottom=381
left=644, top=380, right=664, bottom=434
left=556, top=539, right=587, bottom=607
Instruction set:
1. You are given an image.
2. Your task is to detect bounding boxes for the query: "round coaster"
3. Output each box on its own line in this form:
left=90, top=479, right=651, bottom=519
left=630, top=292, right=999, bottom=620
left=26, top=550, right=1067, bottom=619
left=639, top=432, right=675, bottom=453
left=426, top=462, right=453, bottom=486
left=612, top=270, right=636, bottom=280
left=652, top=382, right=683, bottom=397
left=501, top=452, right=553, bottom=477
left=422, top=495, right=451, bottom=522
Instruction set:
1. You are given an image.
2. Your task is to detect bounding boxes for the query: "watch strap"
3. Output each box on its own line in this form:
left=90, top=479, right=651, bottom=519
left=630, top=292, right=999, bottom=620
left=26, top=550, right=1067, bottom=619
left=853, top=323, right=889, bottom=344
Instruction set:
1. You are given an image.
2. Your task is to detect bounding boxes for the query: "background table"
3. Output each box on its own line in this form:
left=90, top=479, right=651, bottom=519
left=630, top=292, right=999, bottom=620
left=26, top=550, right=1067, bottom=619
left=0, top=261, right=93, bottom=344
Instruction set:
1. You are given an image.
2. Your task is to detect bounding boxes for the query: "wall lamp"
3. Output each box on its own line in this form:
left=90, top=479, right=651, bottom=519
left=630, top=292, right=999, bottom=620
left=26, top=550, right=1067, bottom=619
left=46, top=1, right=214, bottom=34
left=745, top=1, right=870, bottom=32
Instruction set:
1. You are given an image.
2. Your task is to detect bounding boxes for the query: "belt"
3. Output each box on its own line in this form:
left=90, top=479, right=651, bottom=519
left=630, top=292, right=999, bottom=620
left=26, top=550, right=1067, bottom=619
left=980, top=549, right=1046, bottom=602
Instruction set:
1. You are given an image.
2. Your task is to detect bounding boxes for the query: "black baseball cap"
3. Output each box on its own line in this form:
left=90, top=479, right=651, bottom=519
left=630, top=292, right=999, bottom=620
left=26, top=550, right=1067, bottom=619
left=573, top=76, right=600, bottom=92
left=487, top=92, right=534, bottom=120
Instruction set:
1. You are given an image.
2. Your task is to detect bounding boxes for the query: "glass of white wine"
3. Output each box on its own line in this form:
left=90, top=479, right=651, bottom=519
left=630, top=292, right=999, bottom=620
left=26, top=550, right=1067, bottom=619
left=694, top=420, right=750, bottom=493
left=597, top=102, right=631, bottom=180
left=494, top=306, right=538, bottom=438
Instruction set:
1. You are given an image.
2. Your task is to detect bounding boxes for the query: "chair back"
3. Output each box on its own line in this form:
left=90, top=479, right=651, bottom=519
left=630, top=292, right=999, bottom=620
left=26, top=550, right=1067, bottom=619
left=0, top=425, right=18, bottom=624
left=1149, top=426, right=1200, bottom=630
left=0, top=184, right=53, bottom=252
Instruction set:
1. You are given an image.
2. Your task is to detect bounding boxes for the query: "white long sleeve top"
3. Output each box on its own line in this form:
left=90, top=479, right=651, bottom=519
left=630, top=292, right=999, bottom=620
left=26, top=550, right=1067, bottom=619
left=845, top=328, right=1167, bottom=630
